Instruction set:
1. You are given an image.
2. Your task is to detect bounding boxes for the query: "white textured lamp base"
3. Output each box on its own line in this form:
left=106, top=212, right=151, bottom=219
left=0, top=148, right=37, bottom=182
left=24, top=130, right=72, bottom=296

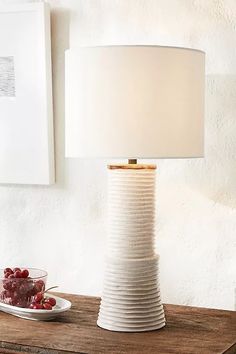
left=97, top=255, right=165, bottom=331
left=97, top=164, right=165, bottom=332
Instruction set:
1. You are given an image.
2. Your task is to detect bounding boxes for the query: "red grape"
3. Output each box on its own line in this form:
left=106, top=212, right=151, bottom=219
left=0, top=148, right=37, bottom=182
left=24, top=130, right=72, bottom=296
left=45, top=297, right=56, bottom=307
left=4, top=268, right=13, bottom=275
left=3, top=280, right=10, bottom=290
left=14, top=271, right=22, bottom=278
left=24, top=280, right=34, bottom=294
left=43, top=302, right=52, bottom=310
left=0, top=290, right=6, bottom=298
left=33, top=303, right=44, bottom=309
left=34, top=280, right=45, bottom=293
left=21, top=269, right=29, bottom=278
left=4, top=272, right=11, bottom=279
left=10, top=298, right=18, bottom=306
left=18, top=284, right=28, bottom=295
left=34, top=292, right=43, bottom=303
left=13, top=268, right=21, bottom=273
left=11, top=281, right=17, bottom=291
left=6, top=290, right=13, bottom=297
left=17, top=299, right=28, bottom=308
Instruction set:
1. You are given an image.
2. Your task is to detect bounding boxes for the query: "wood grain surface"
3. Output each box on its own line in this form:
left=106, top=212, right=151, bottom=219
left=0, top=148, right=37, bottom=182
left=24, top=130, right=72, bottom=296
left=0, top=293, right=235, bottom=354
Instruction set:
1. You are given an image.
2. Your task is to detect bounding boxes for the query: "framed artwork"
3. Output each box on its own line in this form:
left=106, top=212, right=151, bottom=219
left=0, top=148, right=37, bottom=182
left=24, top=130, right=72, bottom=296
left=0, top=2, right=54, bottom=185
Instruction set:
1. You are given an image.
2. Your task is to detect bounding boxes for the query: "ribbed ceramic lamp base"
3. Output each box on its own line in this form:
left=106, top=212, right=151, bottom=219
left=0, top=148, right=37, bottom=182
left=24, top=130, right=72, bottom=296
left=97, top=165, right=165, bottom=332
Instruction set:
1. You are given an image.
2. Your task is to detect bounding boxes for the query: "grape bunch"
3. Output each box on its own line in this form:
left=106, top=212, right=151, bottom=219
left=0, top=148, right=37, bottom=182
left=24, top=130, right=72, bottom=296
left=0, top=267, right=56, bottom=310
left=29, top=292, right=56, bottom=310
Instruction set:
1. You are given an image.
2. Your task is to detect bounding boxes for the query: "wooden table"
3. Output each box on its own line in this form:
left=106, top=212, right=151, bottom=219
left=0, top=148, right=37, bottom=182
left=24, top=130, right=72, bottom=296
left=0, top=293, right=235, bottom=354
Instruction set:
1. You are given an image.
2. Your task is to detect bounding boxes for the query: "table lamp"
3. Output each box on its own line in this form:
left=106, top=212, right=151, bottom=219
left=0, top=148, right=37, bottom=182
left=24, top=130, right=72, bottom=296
left=65, top=45, right=205, bottom=332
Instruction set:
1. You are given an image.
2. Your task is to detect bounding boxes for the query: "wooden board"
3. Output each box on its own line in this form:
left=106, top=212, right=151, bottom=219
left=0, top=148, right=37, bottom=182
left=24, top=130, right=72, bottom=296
left=0, top=293, right=235, bottom=354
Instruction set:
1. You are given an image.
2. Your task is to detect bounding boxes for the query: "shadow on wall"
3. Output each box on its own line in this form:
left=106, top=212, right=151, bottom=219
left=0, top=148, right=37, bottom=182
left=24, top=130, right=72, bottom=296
left=183, top=75, right=236, bottom=208
left=153, top=75, right=236, bottom=210
left=50, top=8, right=70, bottom=188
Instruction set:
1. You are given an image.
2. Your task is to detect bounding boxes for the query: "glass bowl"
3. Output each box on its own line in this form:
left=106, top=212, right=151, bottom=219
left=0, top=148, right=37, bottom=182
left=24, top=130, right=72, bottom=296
left=0, top=268, right=47, bottom=308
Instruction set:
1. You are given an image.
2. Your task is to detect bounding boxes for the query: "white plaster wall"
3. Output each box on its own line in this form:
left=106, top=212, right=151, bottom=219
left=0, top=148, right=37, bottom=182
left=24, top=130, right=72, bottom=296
left=0, top=0, right=236, bottom=310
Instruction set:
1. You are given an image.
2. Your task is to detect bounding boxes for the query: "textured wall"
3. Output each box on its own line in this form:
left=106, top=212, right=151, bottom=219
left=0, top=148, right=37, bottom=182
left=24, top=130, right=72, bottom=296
left=0, top=0, right=235, bottom=310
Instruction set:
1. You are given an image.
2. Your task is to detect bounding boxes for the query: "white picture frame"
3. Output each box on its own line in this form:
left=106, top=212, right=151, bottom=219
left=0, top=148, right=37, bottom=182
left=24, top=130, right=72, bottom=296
left=0, top=2, right=54, bottom=185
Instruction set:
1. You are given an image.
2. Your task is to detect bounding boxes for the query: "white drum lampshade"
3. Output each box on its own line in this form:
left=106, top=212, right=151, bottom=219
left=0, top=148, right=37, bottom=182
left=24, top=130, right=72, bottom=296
left=65, top=46, right=204, bottom=159
left=65, top=46, right=205, bottom=332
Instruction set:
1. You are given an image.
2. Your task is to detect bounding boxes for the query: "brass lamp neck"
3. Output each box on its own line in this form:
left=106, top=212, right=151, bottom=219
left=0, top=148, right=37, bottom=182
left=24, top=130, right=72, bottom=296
left=128, top=159, right=137, bottom=164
